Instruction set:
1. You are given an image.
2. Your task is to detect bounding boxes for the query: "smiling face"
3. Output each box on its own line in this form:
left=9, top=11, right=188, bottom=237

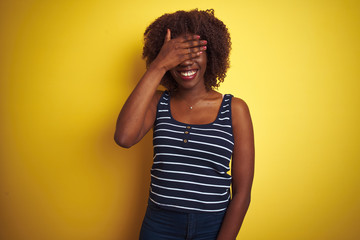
left=169, top=50, right=207, bottom=90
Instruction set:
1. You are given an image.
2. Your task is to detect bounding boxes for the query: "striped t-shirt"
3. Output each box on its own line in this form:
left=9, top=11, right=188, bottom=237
left=149, top=91, right=234, bottom=213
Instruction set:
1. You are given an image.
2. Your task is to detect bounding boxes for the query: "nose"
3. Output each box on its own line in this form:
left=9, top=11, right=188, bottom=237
left=179, top=59, right=194, bottom=67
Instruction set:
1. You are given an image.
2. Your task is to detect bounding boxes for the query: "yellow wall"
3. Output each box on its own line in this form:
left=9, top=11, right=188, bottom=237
left=1, top=0, right=359, bottom=239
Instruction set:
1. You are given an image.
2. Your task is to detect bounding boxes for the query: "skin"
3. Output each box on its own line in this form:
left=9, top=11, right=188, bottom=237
left=114, top=29, right=254, bottom=240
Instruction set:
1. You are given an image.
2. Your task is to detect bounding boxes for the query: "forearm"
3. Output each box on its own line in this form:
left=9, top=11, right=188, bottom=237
left=217, top=194, right=251, bottom=240
left=114, top=62, right=165, bottom=147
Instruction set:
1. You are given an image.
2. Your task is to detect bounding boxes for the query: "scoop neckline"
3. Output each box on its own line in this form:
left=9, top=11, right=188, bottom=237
left=167, top=92, right=226, bottom=127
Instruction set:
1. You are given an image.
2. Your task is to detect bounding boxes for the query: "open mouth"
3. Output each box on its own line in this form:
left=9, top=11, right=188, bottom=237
left=178, top=70, right=198, bottom=80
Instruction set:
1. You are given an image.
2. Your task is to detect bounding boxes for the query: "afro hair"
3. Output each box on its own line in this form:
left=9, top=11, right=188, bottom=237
left=142, top=9, right=231, bottom=91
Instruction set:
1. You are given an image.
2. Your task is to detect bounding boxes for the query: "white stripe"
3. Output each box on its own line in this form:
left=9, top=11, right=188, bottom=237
left=156, top=122, right=186, bottom=129
left=220, top=110, right=229, bottom=114
left=154, top=128, right=184, bottom=134
left=224, top=99, right=230, bottom=102
left=191, top=127, right=232, bottom=137
left=218, top=117, right=230, bottom=120
left=152, top=168, right=232, bottom=180
left=152, top=161, right=227, bottom=174
left=154, top=153, right=229, bottom=170
left=153, top=136, right=182, bottom=141
left=162, top=97, right=168, bottom=100
left=190, top=132, right=234, bottom=145
left=160, top=102, right=168, bottom=105
left=158, top=109, right=169, bottom=112
left=222, top=104, right=229, bottom=108
left=151, top=183, right=229, bottom=196
left=156, top=117, right=171, bottom=120
left=151, top=174, right=230, bottom=188
left=151, top=189, right=230, bottom=204
left=154, top=145, right=231, bottom=162
left=212, top=123, right=231, bottom=128
left=188, top=140, right=233, bottom=153
left=149, top=198, right=227, bottom=212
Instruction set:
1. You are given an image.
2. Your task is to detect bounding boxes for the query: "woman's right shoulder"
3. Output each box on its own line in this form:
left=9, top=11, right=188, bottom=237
left=150, top=90, right=166, bottom=110
left=154, top=90, right=165, bottom=102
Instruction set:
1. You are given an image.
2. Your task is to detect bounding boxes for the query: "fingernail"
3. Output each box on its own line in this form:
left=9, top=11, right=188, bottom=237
left=199, top=51, right=203, bottom=54
left=202, top=40, right=207, bottom=44
left=196, top=35, right=200, bottom=39
left=202, top=46, right=207, bottom=50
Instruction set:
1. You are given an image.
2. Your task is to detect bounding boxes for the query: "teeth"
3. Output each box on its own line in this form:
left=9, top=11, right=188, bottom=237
left=180, top=70, right=197, bottom=77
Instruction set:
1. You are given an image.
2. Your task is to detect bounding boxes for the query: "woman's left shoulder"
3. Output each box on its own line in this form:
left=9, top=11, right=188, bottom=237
left=231, top=96, right=250, bottom=112
left=230, top=96, right=252, bottom=123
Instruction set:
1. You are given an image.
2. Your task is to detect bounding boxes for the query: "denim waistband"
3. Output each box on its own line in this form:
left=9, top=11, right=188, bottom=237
left=147, top=198, right=227, bottom=216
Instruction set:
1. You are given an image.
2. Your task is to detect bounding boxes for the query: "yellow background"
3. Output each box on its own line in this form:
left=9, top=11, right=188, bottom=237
left=1, top=0, right=359, bottom=239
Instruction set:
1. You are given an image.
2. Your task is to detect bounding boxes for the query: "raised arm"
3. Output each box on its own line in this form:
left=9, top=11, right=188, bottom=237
left=217, top=97, right=255, bottom=240
left=114, top=29, right=207, bottom=148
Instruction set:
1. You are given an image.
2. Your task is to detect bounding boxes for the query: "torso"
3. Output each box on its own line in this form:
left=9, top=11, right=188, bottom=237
left=149, top=90, right=234, bottom=213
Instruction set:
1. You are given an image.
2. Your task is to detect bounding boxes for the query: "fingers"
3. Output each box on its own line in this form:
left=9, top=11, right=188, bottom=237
left=182, top=45, right=206, bottom=55
left=176, top=35, right=207, bottom=62
left=181, top=34, right=201, bottom=41
left=183, top=39, right=207, bottom=49
left=159, top=31, right=207, bottom=69
left=182, top=42, right=206, bottom=61
left=170, top=33, right=206, bottom=49
left=179, top=51, right=203, bottom=63
left=178, top=35, right=207, bottom=52
left=179, top=48, right=204, bottom=61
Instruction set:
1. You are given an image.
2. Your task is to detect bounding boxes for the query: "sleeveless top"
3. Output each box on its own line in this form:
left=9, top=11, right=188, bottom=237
left=149, top=91, right=234, bottom=213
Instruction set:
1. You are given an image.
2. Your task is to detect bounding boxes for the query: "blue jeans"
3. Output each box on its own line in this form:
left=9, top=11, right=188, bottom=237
left=139, top=200, right=226, bottom=240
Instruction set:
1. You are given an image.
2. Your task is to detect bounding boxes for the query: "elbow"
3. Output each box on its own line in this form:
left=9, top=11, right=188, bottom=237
left=114, top=133, right=135, bottom=148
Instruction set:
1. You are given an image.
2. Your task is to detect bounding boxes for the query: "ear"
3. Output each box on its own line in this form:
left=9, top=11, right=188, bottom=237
left=164, top=29, right=171, bottom=43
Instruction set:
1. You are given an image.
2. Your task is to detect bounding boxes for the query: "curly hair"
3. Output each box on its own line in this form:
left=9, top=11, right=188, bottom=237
left=142, top=9, right=231, bottom=91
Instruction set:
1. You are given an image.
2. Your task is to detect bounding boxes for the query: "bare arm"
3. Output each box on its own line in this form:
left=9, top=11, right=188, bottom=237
left=114, top=29, right=207, bottom=148
left=217, top=97, right=255, bottom=240
left=113, top=63, right=164, bottom=148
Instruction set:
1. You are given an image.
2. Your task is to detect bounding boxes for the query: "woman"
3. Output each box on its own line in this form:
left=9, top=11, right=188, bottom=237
left=114, top=9, right=254, bottom=240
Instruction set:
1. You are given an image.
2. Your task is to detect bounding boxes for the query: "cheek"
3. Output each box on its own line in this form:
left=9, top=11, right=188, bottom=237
left=199, top=53, right=207, bottom=70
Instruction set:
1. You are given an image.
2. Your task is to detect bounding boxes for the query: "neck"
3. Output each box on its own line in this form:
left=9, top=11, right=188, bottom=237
left=172, top=85, right=210, bottom=102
